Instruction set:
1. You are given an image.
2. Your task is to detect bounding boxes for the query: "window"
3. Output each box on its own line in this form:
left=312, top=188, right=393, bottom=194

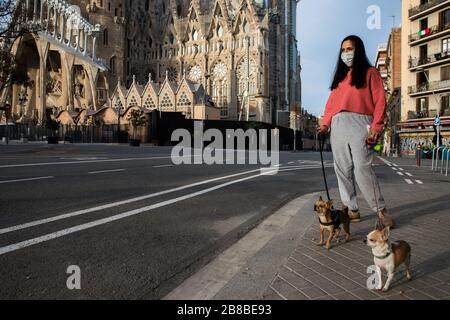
left=441, top=65, right=450, bottom=80
left=441, top=95, right=450, bottom=115
left=97, top=89, right=106, bottom=102
left=416, top=97, right=428, bottom=116
left=100, top=0, right=103, bottom=7
left=420, top=18, right=428, bottom=31
left=443, top=38, right=450, bottom=53
left=440, top=9, right=450, bottom=27
left=419, top=45, right=428, bottom=64
left=110, top=56, right=116, bottom=74
left=108, top=2, right=111, bottom=11
left=103, top=29, right=108, bottom=46
left=417, top=71, right=428, bottom=86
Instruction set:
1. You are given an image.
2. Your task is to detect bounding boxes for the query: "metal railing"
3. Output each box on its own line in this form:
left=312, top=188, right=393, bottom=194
left=431, top=146, right=450, bottom=176
left=409, top=0, right=449, bottom=18
left=409, top=51, right=450, bottom=69
left=408, top=79, right=450, bottom=94
left=409, top=23, right=450, bottom=43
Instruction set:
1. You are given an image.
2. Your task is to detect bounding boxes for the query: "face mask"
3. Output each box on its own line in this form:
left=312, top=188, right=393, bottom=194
left=341, top=52, right=354, bottom=67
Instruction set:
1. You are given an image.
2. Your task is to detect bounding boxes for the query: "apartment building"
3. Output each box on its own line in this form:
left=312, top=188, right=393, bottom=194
left=400, top=0, right=450, bottom=156
left=376, top=28, right=402, bottom=156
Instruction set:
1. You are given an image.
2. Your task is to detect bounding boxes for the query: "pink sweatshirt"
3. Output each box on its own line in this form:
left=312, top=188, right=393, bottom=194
left=322, top=67, right=386, bottom=133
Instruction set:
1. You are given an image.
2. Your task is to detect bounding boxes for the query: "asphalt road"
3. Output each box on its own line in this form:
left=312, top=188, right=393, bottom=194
left=0, top=144, right=336, bottom=299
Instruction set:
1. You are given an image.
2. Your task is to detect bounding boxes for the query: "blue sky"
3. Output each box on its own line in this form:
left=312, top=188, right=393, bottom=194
left=297, top=0, right=401, bottom=117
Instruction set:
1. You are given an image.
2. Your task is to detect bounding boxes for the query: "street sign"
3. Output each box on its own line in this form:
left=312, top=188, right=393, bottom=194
left=434, top=116, right=441, bottom=126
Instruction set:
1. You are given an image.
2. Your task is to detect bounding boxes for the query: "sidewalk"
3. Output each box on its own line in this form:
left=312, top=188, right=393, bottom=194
left=261, top=156, right=450, bottom=300
left=166, top=156, right=450, bottom=300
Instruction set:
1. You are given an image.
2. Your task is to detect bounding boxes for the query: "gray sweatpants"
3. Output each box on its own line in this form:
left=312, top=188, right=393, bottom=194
left=330, top=112, right=386, bottom=213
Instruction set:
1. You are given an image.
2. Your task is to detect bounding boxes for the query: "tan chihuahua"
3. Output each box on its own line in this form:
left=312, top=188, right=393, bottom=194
left=313, top=197, right=351, bottom=250
left=364, top=227, right=412, bottom=291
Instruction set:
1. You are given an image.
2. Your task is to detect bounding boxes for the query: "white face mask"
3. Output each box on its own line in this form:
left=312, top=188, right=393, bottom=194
left=341, top=51, right=354, bottom=67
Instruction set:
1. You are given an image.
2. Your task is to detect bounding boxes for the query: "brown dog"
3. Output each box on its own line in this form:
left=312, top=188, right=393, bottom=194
left=313, top=197, right=351, bottom=249
left=364, top=227, right=412, bottom=291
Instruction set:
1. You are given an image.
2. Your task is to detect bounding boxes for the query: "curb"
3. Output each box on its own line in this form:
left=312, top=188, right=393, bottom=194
left=164, top=191, right=322, bottom=300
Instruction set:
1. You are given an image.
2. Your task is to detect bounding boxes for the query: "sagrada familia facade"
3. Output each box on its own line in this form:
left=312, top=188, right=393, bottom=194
left=2, top=0, right=301, bottom=127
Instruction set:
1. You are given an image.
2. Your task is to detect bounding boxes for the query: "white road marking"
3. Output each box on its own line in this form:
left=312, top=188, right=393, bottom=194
left=377, top=157, right=392, bottom=166
left=0, top=167, right=268, bottom=235
left=0, top=156, right=174, bottom=168
left=399, top=168, right=404, bottom=171
left=88, top=169, right=125, bottom=174
left=0, top=168, right=284, bottom=256
left=392, top=164, right=399, bottom=167
left=153, top=164, right=174, bottom=168
left=397, top=172, right=404, bottom=176
left=415, top=180, right=424, bottom=184
left=0, top=176, right=54, bottom=184
left=277, top=165, right=334, bottom=173
left=405, top=172, right=413, bottom=177
left=392, top=167, right=398, bottom=171
left=405, top=179, right=414, bottom=184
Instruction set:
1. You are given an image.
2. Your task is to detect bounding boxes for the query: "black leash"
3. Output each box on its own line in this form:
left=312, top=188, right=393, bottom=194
left=319, top=133, right=331, bottom=202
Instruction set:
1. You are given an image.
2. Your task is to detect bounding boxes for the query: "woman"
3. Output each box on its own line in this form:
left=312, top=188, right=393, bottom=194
left=317, top=35, right=395, bottom=228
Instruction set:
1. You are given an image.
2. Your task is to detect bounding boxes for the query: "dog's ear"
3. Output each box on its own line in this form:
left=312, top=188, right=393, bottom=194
left=318, top=196, right=323, bottom=201
left=382, top=227, right=390, bottom=240
left=327, top=200, right=333, bottom=208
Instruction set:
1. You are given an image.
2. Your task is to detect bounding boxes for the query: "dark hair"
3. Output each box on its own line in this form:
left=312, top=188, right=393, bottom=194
left=330, top=35, right=372, bottom=90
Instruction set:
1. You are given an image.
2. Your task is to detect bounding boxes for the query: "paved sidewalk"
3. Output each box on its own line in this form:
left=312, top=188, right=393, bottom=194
left=262, top=156, right=450, bottom=300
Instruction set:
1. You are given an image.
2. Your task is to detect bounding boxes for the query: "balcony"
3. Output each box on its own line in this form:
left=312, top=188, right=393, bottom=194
left=408, top=79, right=450, bottom=95
left=409, top=0, right=450, bottom=20
left=409, top=51, right=450, bottom=70
left=409, top=23, right=450, bottom=45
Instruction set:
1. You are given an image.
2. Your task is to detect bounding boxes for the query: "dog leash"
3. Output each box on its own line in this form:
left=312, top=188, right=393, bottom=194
left=319, top=133, right=331, bottom=202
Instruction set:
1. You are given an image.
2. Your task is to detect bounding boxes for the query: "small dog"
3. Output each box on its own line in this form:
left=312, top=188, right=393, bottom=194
left=313, top=197, right=351, bottom=250
left=364, top=227, right=412, bottom=291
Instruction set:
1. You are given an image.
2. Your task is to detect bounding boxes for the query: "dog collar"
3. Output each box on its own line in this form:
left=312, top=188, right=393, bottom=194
left=374, top=251, right=391, bottom=260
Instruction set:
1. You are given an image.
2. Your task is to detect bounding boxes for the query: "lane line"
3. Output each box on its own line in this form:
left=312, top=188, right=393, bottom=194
left=415, top=180, right=424, bottom=184
left=88, top=169, right=125, bottom=174
left=153, top=164, right=174, bottom=168
left=0, top=155, right=176, bottom=168
left=405, top=172, right=413, bottom=177
left=0, top=167, right=269, bottom=235
left=397, top=172, right=404, bottom=176
left=0, top=176, right=54, bottom=184
left=405, top=179, right=414, bottom=185
left=0, top=165, right=331, bottom=256
left=0, top=164, right=329, bottom=237
left=399, top=168, right=404, bottom=171
left=392, top=167, right=398, bottom=171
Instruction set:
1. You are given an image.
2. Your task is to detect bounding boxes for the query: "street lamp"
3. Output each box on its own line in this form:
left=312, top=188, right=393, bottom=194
left=115, top=95, right=122, bottom=143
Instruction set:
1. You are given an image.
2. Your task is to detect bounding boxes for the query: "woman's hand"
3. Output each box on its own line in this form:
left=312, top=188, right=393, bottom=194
left=316, top=125, right=329, bottom=136
left=366, top=128, right=380, bottom=145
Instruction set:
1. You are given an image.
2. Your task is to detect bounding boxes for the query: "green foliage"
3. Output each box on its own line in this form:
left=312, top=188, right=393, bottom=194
left=127, top=109, right=147, bottom=139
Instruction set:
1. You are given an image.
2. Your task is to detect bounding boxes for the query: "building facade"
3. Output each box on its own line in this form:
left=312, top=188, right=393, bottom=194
left=376, top=28, right=402, bottom=156
left=1, top=0, right=301, bottom=127
left=401, top=0, right=450, bottom=156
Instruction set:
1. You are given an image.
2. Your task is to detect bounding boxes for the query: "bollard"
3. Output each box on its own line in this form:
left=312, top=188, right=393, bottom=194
left=417, top=144, right=421, bottom=167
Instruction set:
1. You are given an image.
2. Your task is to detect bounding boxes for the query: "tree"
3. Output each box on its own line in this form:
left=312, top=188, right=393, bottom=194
left=0, top=0, right=40, bottom=94
left=127, top=109, right=147, bottom=140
